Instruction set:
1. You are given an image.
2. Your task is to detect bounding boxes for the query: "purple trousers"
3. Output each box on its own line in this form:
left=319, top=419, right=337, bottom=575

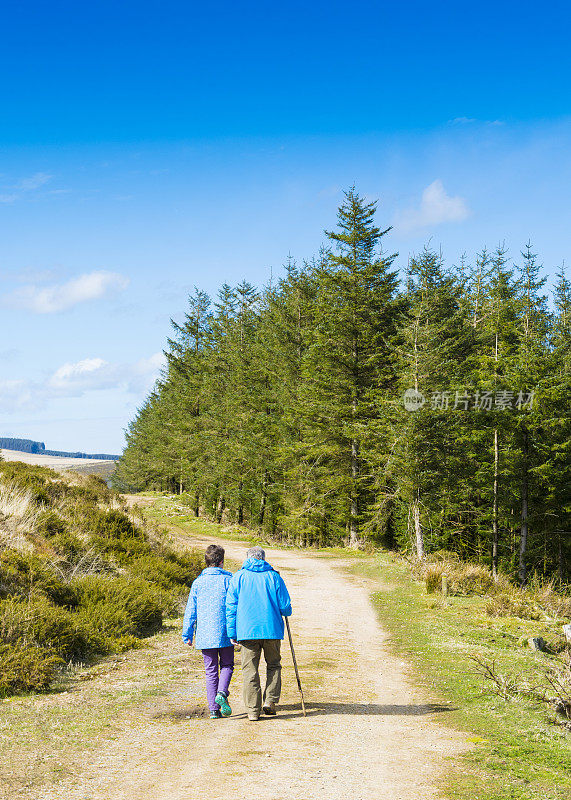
left=202, top=646, right=234, bottom=712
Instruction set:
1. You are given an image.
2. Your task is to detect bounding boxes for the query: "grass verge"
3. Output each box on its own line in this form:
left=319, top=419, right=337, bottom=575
left=351, top=553, right=571, bottom=800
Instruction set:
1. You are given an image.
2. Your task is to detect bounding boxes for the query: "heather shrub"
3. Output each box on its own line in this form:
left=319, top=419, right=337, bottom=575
left=94, top=510, right=141, bottom=539
left=0, top=644, right=62, bottom=696
left=129, top=550, right=202, bottom=590
left=49, top=530, right=86, bottom=561
left=73, top=603, right=132, bottom=655
left=0, top=463, right=204, bottom=696
left=0, top=596, right=89, bottom=661
left=90, top=510, right=151, bottom=562
left=35, top=510, right=67, bottom=538
left=0, top=549, right=77, bottom=607
left=72, top=574, right=171, bottom=636
left=0, top=462, right=55, bottom=505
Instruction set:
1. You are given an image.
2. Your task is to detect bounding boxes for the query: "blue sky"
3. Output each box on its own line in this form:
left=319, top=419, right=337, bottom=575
left=1, top=1, right=570, bottom=453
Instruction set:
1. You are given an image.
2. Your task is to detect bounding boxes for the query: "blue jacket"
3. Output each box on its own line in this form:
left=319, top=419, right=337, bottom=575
left=226, top=558, right=292, bottom=641
left=182, top=567, right=233, bottom=649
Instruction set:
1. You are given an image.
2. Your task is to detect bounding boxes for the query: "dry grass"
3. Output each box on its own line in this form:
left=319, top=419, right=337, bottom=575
left=0, top=481, right=40, bottom=551
left=422, top=558, right=511, bottom=597
left=414, top=554, right=571, bottom=627
left=487, top=581, right=571, bottom=622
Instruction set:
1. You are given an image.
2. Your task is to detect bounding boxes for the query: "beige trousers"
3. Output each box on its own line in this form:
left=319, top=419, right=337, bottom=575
left=239, top=639, right=282, bottom=714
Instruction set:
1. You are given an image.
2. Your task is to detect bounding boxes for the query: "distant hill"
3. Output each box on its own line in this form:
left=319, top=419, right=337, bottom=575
left=0, top=437, right=120, bottom=461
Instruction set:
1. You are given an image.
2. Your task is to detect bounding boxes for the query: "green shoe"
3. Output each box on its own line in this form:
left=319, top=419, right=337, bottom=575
left=209, top=710, right=222, bottom=719
left=215, top=691, right=232, bottom=717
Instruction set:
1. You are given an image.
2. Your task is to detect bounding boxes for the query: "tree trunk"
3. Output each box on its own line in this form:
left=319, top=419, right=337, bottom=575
left=216, top=496, right=225, bottom=524
left=413, top=491, right=424, bottom=560
left=237, top=482, right=244, bottom=525
left=492, top=428, right=499, bottom=578
left=558, top=532, right=565, bottom=584
left=258, top=471, right=268, bottom=526
left=349, top=436, right=360, bottom=547
left=194, top=491, right=200, bottom=517
left=519, top=427, right=529, bottom=586
left=349, top=331, right=360, bottom=549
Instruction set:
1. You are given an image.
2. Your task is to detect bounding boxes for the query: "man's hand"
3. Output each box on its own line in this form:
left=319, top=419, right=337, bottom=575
left=230, top=639, right=238, bottom=646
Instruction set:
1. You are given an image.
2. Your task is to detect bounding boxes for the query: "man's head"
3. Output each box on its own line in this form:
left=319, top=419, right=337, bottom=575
left=205, top=544, right=225, bottom=567
left=246, top=545, right=265, bottom=561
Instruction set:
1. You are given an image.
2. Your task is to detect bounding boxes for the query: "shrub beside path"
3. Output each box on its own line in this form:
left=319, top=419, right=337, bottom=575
left=28, top=510, right=466, bottom=800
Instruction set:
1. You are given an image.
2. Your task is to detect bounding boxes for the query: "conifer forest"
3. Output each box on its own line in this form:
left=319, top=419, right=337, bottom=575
left=115, top=189, right=571, bottom=585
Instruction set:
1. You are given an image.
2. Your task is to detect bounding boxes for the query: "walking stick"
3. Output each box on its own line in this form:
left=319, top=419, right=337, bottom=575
left=284, top=616, right=307, bottom=716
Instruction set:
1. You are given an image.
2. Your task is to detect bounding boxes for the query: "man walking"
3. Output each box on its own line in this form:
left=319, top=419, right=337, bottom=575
left=226, top=546, right=292, bottom=721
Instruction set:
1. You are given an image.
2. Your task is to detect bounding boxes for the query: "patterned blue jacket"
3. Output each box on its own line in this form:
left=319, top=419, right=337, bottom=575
left=182, top=567, right=233, bottom=649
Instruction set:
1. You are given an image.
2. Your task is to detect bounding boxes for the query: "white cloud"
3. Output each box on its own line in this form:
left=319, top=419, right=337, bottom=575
left=0, top=172, right=53, bottom=203
left=48, top=358, right=109, bottom=390
left=448, top=117, right=504, bottom=127
left=0, top=352, right=165, bottom=414
left=5, top=271, right=130, bottom=314
left=393, top=180, right=471, bottom=232
left=47, top=353, right=164, bottom=396
left=16, top=172, right=53, bottom=192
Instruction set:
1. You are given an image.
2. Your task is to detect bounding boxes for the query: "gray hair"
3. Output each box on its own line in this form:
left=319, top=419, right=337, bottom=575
left=246, top=545, right=266, bottom=561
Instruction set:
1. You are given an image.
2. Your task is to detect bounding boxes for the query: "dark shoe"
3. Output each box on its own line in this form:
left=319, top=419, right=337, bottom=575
left=209, top=710, right=222, bottom=719
left=215, top=691, right=232, bottom=717
left=263, top=701, right=277, bottom=716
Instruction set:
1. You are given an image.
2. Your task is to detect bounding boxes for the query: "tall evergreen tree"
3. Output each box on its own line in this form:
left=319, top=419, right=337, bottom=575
left=299, top=189, right=399, bottom=546
left=388, top=247, right=474, bottom=559
left=512, top=242, right=550, bottom=584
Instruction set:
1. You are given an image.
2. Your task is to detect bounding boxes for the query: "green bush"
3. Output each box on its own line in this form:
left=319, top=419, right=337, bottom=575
left=0, top=462, right=55, bottom=505
left=90, top=510, right=151, bottom=562
left=73, top=574, right=171, bottom=636
left=94, top=510, right=141, bottom=539
left=0, top=596, right=89, bottom=661
left=129, top=550, right=202, bottom=590
left=0, top=464, right=204, bottom=696
left=64, top=484, right=100, bottom=505
left=0, top=644, right=62, bottom=696
left=50, top=530, right=85, bottom=560
left=83, top=475, right=114, bottom=503
left=35, top=510, right=67, bottom=538
left=0, top=549, right=77, bottom=607
left=73, top=603, right=132, bottom=655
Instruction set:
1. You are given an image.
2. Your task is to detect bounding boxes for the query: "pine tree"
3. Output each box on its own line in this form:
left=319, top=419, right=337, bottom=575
left=473, top=245, right=520, bottom=576
left=163, top=288, right=211, bottom=506
left=388, top=247, right=475, bottom=559
left=534, top=266, right=571, bottom=581
left=299, top=189, right=399, bottom=546
left=512, top=242, right=550, bottom=584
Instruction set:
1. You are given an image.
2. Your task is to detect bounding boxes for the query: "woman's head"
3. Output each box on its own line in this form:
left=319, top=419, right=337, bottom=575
left=205, top=544, right=225, bottom=567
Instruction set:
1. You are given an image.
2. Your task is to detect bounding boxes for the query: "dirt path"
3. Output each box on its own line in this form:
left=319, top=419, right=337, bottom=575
left=37, top=520, right=465, bottom=800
